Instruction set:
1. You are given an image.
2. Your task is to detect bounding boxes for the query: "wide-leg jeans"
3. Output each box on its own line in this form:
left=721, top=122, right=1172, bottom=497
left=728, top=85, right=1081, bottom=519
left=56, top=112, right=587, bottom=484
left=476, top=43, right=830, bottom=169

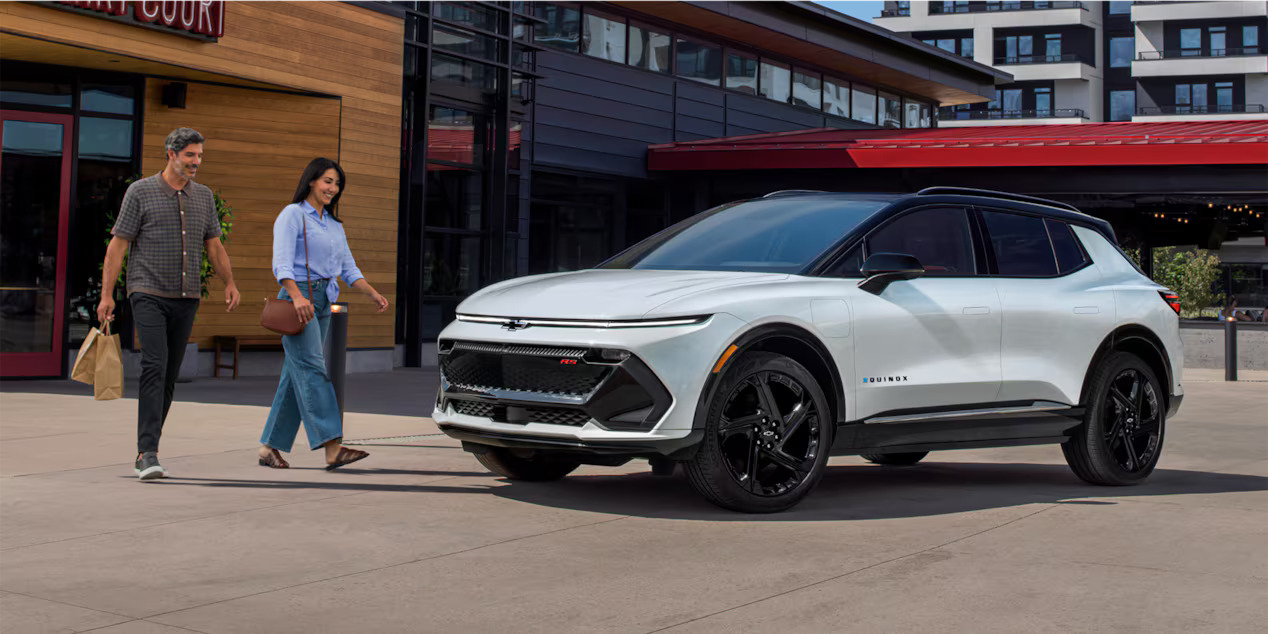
left=260, top=280, right=342, bottom=452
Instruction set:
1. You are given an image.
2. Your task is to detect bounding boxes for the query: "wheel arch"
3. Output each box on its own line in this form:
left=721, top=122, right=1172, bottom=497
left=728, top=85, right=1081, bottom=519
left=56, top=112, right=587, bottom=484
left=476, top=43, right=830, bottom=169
left=692, top=323, right=845, bottom=430
left=1079, top=325, right=1174, bottom=410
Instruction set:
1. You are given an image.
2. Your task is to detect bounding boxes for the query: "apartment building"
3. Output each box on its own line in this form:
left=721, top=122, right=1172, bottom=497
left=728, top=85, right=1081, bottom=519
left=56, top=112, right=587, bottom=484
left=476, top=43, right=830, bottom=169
left=876, top=1, right=1268, bottom=125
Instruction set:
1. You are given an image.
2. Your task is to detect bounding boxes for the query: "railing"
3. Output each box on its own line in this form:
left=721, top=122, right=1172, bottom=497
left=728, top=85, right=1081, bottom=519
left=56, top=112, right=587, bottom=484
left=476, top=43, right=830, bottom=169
left=939, top=108, right=1087, bottom=120
left=1137, top=104, right=1266, bottom=115
left=1137, top=47, right=1264, bottom=60
left=995, top=53, right=1089, bottom=65
left=929, top=1, right=1085, bottom=15
left=879, top=8, right=911, bottom=17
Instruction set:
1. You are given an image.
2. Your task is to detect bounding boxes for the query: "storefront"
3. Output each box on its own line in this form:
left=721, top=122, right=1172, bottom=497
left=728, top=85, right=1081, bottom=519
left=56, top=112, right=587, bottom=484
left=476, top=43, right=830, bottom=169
left=0, top=0, right=403, bottom=377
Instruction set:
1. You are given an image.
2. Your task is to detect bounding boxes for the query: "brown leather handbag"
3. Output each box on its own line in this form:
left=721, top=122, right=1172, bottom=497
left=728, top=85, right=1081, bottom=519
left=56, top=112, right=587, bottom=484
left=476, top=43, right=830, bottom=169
left=260, top=215, right=312, bottom=336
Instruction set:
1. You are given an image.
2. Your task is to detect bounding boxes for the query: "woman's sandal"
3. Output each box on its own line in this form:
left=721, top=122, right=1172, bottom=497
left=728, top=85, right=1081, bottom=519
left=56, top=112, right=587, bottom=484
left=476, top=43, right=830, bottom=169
left=258, top=448, right=290, bottom=469
left=325, top=447, right=369, bottom=471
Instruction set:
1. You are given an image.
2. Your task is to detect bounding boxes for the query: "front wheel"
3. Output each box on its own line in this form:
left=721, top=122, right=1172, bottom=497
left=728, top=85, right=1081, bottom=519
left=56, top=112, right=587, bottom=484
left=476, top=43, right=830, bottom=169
left=475, top=447, right=580, bottom=481
left=685, top=352, right=832, bottom=513
left=1062, top=351, right=1165, bottom=485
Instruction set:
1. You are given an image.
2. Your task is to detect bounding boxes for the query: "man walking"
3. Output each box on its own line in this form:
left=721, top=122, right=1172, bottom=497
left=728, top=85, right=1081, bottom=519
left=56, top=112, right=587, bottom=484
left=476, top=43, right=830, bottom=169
left=97, top=128, right=241, bottom=480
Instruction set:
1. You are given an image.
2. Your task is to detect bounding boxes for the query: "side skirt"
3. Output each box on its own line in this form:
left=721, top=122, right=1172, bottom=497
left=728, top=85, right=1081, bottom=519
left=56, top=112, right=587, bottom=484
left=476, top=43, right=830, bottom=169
left=831, top=409, right=1086, bottom=456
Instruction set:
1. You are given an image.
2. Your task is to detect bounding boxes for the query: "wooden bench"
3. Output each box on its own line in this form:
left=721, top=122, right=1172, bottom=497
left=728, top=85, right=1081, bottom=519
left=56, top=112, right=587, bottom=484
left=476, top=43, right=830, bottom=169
left=213, top=335, right=282, bottom=379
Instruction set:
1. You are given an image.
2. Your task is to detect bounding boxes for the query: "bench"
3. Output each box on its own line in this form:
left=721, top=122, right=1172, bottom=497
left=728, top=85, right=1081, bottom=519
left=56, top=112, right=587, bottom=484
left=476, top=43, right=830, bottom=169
left=213, top=335, right=282, bottom=379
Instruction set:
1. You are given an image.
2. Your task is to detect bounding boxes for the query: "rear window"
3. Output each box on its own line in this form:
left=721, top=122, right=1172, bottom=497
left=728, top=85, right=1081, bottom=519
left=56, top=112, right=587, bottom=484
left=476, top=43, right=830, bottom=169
left=1046, top=219, right=1090, bottom=273
left=982, top=211, right=1058, bottom=277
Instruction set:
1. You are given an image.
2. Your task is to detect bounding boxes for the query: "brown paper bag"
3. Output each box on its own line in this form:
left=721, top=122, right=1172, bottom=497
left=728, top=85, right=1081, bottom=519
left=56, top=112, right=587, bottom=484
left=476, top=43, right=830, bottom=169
left=71, top=327, right=101, bottom=385
left=93, top=323, right=124, bottom=401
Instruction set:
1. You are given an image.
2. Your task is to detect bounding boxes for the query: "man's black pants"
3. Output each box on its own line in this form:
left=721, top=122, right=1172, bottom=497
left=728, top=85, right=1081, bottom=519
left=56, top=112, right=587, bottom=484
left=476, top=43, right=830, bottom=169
left=130, top=293, right=200, bottom=454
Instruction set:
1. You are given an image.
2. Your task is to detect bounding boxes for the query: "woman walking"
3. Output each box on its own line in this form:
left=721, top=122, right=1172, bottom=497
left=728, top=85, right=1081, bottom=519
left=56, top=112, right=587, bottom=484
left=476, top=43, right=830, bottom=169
left=257, top=158, right=389, bottom=470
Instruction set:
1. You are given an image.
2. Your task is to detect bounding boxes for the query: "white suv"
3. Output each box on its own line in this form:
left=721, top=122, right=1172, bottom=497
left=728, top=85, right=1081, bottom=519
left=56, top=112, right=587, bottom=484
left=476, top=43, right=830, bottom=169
left=432, top=188, right=1183, bottom=513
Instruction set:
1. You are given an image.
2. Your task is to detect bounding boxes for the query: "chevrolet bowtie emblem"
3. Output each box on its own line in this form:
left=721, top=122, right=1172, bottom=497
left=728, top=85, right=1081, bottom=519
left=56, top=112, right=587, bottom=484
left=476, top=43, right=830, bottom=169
left=501, top=319, right=530, bottom=331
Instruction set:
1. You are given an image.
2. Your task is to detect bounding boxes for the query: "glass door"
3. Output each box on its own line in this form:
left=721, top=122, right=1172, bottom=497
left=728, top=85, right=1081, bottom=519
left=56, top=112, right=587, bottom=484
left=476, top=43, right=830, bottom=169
left=0, top=111, right=73, bottom=377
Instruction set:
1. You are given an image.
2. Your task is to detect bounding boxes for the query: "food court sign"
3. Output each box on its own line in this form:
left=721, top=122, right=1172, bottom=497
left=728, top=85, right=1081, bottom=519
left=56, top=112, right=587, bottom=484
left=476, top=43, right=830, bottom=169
left=47, top=1, right=225, bottom=41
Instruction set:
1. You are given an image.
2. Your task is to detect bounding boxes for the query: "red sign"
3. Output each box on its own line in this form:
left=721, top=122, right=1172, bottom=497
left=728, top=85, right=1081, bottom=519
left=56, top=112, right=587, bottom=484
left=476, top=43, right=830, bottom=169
left=52, top=1, right=225, bottom=40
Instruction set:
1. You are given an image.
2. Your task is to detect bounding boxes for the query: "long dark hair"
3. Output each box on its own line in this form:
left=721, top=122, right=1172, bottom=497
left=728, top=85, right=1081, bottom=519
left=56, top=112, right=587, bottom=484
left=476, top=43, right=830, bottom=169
left=291, top=157, right=346, bottom=223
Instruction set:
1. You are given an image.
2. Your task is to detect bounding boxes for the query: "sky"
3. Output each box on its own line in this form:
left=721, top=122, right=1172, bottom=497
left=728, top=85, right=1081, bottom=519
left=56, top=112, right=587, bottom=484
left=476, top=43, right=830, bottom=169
left=812, top=1, right=884, bottom=23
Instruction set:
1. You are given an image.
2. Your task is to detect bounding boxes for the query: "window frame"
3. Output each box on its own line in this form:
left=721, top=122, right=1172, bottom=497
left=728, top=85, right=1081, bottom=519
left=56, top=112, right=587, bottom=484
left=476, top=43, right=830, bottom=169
left=974, top=207, right=1092, bottom=279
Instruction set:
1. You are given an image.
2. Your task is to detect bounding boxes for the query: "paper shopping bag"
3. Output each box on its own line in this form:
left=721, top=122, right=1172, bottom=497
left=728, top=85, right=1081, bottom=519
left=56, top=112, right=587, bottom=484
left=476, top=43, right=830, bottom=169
left=71, top=327, right=101, bottom=385
left=93, top=323, right=124, bottom=401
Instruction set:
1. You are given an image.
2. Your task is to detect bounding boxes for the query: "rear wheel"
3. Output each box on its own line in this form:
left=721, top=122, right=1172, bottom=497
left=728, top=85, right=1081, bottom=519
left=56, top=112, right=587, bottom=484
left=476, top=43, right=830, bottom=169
left=860, top=451, right=928, bottom=466
left=475, top=447, right=580, bottom=481
left=1062, top=351, right=1165, bottom=485
left=685, top=352, right=832, bottom=513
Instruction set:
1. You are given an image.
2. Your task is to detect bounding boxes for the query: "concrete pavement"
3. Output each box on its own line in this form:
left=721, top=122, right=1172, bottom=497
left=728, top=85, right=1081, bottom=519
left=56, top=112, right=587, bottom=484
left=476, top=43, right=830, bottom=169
left=0, top=371, right=1265, bottom=633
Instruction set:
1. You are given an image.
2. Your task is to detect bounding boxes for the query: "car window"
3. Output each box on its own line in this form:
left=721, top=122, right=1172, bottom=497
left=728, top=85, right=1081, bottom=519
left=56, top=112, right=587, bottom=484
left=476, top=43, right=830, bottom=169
left=1046, top=219, right=1090, bottom=274
left=981, top=211, right=1058, bottom=276
left=866, top=206, right=975, bottom=275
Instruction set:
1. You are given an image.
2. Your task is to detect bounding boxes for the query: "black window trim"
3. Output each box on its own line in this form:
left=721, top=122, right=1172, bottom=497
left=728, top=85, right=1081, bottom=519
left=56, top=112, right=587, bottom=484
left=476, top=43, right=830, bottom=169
left=973, top=206, right=1094, bottom=279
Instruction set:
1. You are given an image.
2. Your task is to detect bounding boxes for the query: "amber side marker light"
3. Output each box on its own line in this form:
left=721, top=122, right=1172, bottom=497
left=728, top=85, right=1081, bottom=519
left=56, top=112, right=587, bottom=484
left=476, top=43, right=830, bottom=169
left=1158, top=291, right=1180, bottom=315
left=712, top=345, right=739, bottom=374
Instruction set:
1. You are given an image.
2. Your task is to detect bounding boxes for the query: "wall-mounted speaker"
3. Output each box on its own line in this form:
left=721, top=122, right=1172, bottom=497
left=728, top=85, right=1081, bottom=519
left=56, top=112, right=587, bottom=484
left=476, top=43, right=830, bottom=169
left=161, top=82, right=187, bottom=109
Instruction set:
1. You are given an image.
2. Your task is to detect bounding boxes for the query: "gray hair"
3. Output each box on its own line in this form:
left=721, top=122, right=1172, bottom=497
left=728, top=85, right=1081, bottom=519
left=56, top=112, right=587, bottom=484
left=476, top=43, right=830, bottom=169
left=164, top=127, right=205, bottom=155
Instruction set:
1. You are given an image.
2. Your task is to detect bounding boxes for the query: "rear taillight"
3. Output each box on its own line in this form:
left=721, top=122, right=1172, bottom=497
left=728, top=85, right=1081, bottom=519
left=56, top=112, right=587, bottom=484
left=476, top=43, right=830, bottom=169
left=1158, top=291, right=1180, bottom=315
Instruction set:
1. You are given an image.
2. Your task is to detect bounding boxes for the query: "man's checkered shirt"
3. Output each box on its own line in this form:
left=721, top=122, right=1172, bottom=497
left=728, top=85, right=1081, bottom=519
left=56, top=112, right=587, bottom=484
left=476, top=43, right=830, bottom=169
left=111, top=173, right=221, bottom=299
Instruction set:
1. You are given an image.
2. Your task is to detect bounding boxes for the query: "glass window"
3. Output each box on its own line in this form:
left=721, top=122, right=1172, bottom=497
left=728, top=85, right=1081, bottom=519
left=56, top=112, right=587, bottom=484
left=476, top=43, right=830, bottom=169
left=1045, top=34, right=1061, bottom=61
left=868, top=207, right=976, bottom=276
left=1215, top=81, right=1233, bottom=110
left=904, top=100, right=921, bottom=128
left=759, top=59, right=791, bottom=103
left=427, top=106, right=486, bottom=166
left=791, top=68, right=821, bottom=109
left=431, top=53, right=498, bottom=92
left=436, top=1, right=503, bottom=34
left=981, top=211, right=1058, bottom=277
left=1110, top=37, right=1134, bottom=67
left=601, top=197, right=890, bottom=273
left=919, top=103, right=931, bottom=128
left=1110, top=90, right=1135, bottom=121
left=78, top=118, right=132, bottom=162
left=1035, top=87, right=1051, bottom=115
left=1244, top=25, right=1260, bottom=53
left=1046, top=220, right=1089, bottom=274
left=851, top=85, right=876, bottom=124
left=1192, top=83, right=1208, bottom=109
left=879, top=91, right=902, bottom=128
left=0, top=78, right=72, bottom=108
left=961, top=37, right=975, bottom=58
left=629, top=23, right=671, bottom=73
left=676, top=38, right=721, bottom=86
left=725, top=52, right=758, bottom=94
left=1210, top=26, right=1226, bottom=56
left=1175, top=83, right=1191, bottom=109
left=422, top=232, right=482, bottom=295
left=582, top=10, right=625, bottom=63
left=434, top=24, right=502, bottom=61
left=936, top=39, right=956, bottom=53
left=81, top=84, right=134, bottom=115
left=1002, top=88, right=1022, bottom=113
left=823, top=77, right=849, bottom=117
left=425, top=168, right=484, bottom=230
left=535, top=3, right=580, bottom=52
left=1108, top=1, right=1132, bottom=15
left=1180, top=28, right=1200, bottom=55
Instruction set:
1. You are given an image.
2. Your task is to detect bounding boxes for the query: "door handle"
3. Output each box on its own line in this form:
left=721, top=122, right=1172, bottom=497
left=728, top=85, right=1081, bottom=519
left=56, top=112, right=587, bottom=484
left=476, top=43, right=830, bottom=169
left=962, top=306, right=990, bottom=315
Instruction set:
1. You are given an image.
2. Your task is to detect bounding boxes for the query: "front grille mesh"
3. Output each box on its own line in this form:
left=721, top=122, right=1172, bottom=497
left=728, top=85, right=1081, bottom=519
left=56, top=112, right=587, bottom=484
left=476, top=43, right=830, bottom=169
left=441, top=340, right=609, bottom=395
left=452, top=400, right=494, bottom=418
left=449, top=400, right=591, bottom=427
left=524, top=407, right=591, bottom=427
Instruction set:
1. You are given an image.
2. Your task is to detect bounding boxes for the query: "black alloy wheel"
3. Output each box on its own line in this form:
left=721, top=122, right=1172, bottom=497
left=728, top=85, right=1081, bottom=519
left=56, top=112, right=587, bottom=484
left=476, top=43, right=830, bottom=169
left=686, top=352, right=832, bottom=512
left=1063, top=351, right=1165, bottom=485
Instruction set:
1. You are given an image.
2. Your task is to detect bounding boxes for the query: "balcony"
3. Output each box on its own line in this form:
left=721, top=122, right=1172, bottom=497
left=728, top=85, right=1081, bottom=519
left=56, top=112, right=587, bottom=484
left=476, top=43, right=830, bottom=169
left=994, top=53, right=1096, bottom=81
left=995, top=52, right=1089, bottom=65
left=1133, top=1, right=1267, bottom=23
left=1133, top=48, right=1268, bottom=77
left=879, top=8, right=911, bottom=17
left=1134, top=104, right=1268, bottom=122
left=939, top=107, right=1088, bottom=126
left=928, top=1, right=1087, bottom=15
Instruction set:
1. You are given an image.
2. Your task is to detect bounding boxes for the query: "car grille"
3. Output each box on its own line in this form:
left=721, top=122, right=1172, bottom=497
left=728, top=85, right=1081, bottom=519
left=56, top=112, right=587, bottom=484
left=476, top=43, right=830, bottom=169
left=450, top=400, right=591, bottom=427
left=441, top=341, right=610, bottom=396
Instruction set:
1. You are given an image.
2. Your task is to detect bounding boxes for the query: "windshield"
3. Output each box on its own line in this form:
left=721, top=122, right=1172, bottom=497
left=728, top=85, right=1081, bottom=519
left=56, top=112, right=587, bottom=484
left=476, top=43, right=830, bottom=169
left=600, top=196, right=891, bottom=273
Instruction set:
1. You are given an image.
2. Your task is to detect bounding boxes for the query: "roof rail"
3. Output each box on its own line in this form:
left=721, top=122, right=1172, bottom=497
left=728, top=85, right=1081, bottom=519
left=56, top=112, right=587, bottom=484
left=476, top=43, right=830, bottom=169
left=762, top=189, right=826, bottom=199
left=916, top=187, right=1080, bottom=213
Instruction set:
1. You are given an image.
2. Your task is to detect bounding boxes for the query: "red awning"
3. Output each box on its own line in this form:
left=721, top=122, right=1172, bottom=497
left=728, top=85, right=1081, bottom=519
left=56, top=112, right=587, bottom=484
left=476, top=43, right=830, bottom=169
left=647, top=121, right=1268, bottom=170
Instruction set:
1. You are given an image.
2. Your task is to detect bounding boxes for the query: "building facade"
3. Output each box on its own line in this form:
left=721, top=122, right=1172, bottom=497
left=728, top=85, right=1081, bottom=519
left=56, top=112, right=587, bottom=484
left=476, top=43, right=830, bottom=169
left=876, top=0, right=1268, bottom=125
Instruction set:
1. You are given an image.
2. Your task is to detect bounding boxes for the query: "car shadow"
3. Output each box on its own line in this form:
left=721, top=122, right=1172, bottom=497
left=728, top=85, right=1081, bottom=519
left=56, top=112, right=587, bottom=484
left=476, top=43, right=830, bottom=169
left=486, top=461, right=1268, bottom=521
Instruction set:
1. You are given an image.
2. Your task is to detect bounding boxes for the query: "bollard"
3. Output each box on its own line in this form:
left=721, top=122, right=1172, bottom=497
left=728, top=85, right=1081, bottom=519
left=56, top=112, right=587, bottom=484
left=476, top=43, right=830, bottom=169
left=329, top=302, right=349, bottom=417
left=1225, top=316, right=1238, bottom=382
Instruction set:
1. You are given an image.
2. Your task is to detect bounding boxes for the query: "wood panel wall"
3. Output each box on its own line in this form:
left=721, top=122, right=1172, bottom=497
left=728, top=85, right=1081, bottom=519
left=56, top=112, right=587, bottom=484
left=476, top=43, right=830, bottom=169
left=1, top=1, right=403, bottom=350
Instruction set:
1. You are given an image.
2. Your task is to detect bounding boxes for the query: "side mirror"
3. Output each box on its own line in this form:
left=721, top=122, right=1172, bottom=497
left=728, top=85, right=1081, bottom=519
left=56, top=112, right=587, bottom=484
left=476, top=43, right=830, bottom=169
left=858, top=253, right=925, bottom=295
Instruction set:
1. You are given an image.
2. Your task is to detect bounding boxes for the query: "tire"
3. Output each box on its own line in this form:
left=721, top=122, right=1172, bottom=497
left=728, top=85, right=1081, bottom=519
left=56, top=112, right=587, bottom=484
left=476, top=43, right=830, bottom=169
left=685, top=351, right=832, bottom=513
left=474, top=447, right=580, bottom=481
left=1062, top=351, right=1166, bottom=486
left=860, top=451, right=928, bottom=466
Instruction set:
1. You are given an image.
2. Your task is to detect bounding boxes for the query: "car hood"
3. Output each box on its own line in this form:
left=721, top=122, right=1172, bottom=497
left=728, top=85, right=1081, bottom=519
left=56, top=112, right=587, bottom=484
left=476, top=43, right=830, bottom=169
left=458, top=269, right=788, bottom=320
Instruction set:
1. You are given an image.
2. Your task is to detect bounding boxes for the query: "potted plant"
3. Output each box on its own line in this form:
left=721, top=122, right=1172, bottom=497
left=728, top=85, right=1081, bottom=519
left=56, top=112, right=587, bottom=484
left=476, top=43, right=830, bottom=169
left=102, top=181, right=235, bottom=381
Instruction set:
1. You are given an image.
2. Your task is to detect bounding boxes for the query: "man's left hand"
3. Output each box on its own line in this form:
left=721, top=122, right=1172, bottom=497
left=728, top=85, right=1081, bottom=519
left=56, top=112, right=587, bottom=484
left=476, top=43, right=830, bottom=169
left=225, top=284, right=241, bottom=312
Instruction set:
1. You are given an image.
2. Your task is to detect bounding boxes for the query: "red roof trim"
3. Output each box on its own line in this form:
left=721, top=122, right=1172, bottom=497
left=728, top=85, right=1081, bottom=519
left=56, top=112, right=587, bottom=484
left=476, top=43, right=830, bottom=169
left=647, top=121, right=1268, bottom=170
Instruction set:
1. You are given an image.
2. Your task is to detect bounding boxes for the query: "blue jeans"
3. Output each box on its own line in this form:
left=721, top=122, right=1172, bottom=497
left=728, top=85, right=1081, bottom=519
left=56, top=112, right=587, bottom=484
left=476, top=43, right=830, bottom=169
left=261, top=280, right=342, bottom=452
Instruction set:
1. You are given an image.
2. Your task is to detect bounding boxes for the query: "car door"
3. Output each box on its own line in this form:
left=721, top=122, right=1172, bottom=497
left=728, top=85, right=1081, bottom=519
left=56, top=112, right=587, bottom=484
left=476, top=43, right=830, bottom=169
left=848, top=205, right=1002, bottom=420
left=979, top=210, right=1114, bottom=405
